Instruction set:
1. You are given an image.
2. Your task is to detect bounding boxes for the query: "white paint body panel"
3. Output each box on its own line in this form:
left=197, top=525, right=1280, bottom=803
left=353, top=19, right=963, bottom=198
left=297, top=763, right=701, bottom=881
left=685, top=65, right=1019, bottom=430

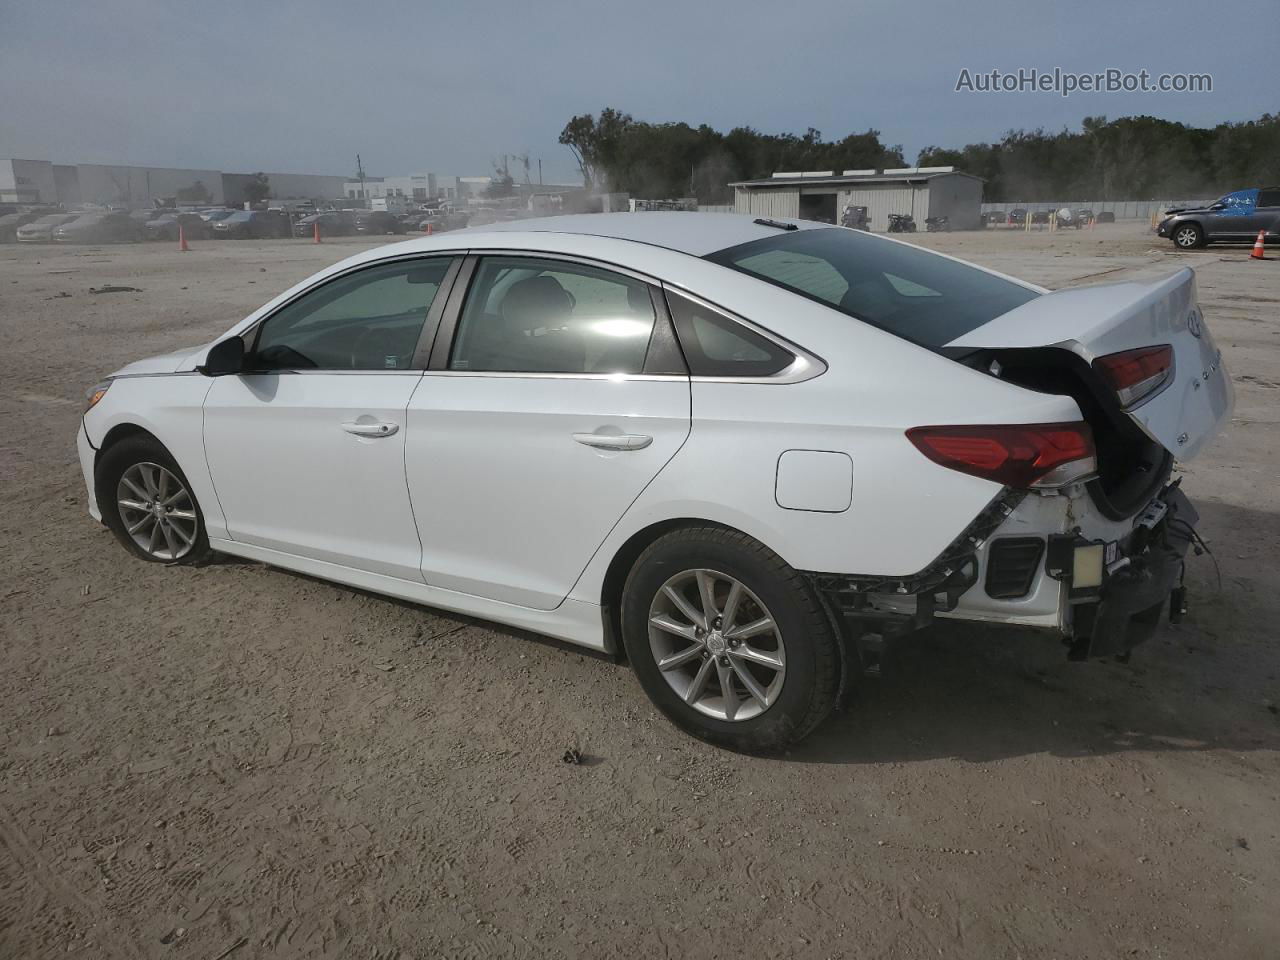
left=202, top=373, right=424, bottom=581
left=75, top=214, right=1231, bottom=654
left=405, top=374, right=691, bottom=609
left=775, top=450, right=854, bottom=513
left=949, top=268, right=1234, bottom=460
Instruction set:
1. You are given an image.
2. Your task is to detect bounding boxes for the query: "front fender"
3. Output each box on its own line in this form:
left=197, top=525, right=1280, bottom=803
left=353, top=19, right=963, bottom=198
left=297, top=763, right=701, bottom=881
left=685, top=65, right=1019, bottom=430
left=83, top=374, right=225, bottom=537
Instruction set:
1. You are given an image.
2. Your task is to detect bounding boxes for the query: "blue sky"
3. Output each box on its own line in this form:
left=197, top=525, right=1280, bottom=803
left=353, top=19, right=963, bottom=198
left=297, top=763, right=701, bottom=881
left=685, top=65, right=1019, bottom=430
left=0, top=0, right=1272, bottom=181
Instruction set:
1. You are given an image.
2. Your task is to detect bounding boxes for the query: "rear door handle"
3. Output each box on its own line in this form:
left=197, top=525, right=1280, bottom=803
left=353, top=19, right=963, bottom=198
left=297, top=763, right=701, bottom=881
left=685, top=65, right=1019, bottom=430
left=342, top=420, right=399, bottom=438
left=572, top=432, right=653, bottom=451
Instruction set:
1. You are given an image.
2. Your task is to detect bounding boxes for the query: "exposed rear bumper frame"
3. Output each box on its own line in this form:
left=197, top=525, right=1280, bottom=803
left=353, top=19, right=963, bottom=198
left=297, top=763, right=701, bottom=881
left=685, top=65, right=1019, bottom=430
left=804, top=489, right=1026, bottom=635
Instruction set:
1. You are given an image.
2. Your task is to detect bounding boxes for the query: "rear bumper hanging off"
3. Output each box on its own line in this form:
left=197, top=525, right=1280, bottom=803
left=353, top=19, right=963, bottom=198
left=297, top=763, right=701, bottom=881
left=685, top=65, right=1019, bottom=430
left=804, top=489, right=1027, bottom=633
left=1057, top=481, right=1198, bottom=659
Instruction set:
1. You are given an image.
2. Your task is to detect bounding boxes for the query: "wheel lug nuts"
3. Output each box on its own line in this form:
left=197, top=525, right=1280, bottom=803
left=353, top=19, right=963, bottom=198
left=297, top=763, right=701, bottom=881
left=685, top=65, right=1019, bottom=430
left=719, top=656, right=729, bottom=666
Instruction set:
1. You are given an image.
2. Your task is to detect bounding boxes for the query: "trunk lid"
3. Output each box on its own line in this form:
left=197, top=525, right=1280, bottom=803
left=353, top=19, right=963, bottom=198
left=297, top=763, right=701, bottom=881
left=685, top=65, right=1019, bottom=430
left=947, top=268, right=1233, bottom=460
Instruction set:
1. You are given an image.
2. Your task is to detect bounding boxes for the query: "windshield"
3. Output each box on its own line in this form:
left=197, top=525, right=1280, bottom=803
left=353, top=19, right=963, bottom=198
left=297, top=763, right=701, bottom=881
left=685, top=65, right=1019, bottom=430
left=705, top=228, right=1040, bottom=348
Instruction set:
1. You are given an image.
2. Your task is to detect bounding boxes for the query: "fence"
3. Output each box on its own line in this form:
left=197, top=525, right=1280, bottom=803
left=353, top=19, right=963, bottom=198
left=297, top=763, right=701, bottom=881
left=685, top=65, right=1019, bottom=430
left=981, top=199, right=1207, bottom=220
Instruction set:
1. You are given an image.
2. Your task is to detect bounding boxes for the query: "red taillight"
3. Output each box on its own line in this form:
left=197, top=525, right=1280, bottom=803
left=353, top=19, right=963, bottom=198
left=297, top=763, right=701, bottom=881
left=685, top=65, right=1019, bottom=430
left=1092, top=345, right=1173, bottom=407
left=906, top=423, right=1096, bottom=489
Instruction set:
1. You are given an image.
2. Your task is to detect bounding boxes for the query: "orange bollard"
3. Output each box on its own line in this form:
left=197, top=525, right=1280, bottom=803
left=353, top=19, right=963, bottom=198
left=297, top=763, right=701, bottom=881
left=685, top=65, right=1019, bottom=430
left=313, top=221, right=322, bottom=244
left=178, top=223, right=189, bottom=252
left=425, top=222, right=433, bottom=235
left=1250, top=230, right=1267, bottom=260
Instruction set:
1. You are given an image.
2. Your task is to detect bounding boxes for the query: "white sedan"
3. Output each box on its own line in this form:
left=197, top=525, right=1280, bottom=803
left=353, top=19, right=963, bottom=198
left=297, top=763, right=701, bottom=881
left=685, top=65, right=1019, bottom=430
left=77, top=213, right=1233, bottom=750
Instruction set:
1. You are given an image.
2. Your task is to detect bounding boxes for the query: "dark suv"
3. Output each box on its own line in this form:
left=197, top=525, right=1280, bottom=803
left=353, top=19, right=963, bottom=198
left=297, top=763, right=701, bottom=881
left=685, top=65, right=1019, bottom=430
left=1157, top=187, right=1280, bottom=249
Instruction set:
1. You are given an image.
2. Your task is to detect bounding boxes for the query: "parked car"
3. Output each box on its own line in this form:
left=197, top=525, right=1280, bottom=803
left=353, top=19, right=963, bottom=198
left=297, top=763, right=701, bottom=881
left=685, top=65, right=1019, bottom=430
left=1030, top=210, right=1050, bottom=225
left=145, top=212, right=210, bottom=241
left=130, top=209, right=168, bottom=227
left=16, top=212, right=80, bottom=242
left=293, top=211, right=355, bottom=238
left=1076, top=209, right=1095, bottom=224
left=77, top=214, right=1233, bottom=750
left=0, top=210, right=44, bottom=242
left=211, top=210, right=292, bottom=239
left=200, top=209, right=236, bottom=223
left=52, top=212, right=145, bottom=243
left=1157, top=187, right=1280, bottom=249
left=1007, top=209, right=1027, bottom=225
left=1095, top=211, right=1116, bottom=224
left=352, top=210, right=406, bottom=235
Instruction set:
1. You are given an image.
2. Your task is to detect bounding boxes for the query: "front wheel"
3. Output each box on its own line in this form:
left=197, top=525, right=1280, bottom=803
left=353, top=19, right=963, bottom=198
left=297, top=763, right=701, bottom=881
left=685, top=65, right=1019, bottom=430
left=1173, top=223, right=1204, bottom=249
left=95, top=435, right=211, bottom=564
left=621, top=526, right=840, bottom=752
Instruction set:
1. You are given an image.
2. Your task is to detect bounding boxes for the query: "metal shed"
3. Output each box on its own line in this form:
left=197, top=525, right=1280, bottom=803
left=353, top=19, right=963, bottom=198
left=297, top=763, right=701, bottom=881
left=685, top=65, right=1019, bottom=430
left=731, top=168, right=984, bottom=231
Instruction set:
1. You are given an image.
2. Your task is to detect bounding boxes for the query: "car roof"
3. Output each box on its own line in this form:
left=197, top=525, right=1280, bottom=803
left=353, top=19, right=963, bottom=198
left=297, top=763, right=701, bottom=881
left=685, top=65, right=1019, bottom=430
left=469, top=212, right=827, bottom=256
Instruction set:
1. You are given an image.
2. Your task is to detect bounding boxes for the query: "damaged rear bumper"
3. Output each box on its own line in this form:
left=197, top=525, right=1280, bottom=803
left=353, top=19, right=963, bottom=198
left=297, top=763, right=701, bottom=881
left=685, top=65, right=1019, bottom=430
left=804, top=481, right=1199, bottom=662
left=1056, top=482, right=1198, bottom=659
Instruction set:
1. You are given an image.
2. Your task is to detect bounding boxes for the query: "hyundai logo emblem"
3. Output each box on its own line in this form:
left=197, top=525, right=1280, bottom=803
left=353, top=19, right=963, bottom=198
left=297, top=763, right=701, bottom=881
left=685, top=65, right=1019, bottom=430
left=1188, top=309, right=1203, bottom=338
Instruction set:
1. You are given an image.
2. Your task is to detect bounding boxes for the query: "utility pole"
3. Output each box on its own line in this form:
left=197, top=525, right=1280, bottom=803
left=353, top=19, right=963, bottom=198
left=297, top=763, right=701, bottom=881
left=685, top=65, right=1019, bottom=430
left=356, top=154, right=366, bottom=202
left=538, top=158, right=543, bottom=185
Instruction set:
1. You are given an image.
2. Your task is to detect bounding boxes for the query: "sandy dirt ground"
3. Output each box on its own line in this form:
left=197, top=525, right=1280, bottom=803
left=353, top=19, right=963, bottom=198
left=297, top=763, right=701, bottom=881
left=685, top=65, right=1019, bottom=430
left=1, top=223, right=1277, bottom=959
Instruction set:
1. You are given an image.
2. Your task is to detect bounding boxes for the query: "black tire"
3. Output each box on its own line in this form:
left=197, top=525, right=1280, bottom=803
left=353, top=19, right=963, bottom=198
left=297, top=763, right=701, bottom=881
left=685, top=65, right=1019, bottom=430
left=95, top=434, right=212, bottom=565
left=1172, top=222, right=1204, bottom=249
left=621, top=525, right=840, bottom=752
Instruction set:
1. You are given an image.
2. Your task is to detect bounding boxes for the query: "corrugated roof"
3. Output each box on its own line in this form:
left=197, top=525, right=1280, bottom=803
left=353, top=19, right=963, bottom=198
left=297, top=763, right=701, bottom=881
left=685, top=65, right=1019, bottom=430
left=731, top=170, right=983, bottom=188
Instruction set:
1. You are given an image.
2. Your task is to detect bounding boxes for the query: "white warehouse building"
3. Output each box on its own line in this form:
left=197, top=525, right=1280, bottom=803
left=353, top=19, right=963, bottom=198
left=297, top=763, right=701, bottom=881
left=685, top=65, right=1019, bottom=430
left=732, top=167, right=984, bottom=231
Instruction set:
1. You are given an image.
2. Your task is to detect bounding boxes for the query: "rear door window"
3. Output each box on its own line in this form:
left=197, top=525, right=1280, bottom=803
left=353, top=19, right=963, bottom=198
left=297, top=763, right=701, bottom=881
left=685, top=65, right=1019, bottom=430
left=450, top=257, right=657, bottom=374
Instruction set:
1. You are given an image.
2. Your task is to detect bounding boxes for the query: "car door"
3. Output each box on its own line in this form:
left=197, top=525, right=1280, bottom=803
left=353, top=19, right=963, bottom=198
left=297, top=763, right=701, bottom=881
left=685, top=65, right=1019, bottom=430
left=1250, top=188, right=1280, bottom=238
left=1206, top=189, right=1258, bottom=239
left=404, top=254, right=691, bottom=610
left=203, top=255, right=460, bottom=580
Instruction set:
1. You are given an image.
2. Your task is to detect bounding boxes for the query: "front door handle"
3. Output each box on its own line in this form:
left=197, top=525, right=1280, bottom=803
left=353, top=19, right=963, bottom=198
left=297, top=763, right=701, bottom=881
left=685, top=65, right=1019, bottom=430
left=572, top=432, right=653, bottom=451
left=342, top=420, right=399, bottom=438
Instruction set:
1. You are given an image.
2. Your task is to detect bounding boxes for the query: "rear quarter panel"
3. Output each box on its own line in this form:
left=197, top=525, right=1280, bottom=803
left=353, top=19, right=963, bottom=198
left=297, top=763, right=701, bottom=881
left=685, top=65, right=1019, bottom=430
left=566, top=257, right=1081, bottom=601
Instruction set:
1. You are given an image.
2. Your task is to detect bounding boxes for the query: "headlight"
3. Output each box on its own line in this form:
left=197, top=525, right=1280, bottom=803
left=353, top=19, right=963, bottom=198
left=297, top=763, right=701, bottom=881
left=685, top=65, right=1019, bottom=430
left=85, top=380, right=112, bottom=412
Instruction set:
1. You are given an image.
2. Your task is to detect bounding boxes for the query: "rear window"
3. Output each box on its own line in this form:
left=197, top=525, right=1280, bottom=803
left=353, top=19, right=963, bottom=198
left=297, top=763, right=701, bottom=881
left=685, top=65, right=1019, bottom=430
left=706, top=228, right=1039, bottom=348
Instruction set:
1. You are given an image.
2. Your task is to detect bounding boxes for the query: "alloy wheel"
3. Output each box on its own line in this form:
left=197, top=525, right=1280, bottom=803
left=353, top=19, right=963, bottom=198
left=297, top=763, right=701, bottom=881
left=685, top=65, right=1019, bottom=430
left=1175, top=226, right=1198, bottom=248
left=116, top=462, right=198, bottom=560
left=647, top=568, right=786, bottom=721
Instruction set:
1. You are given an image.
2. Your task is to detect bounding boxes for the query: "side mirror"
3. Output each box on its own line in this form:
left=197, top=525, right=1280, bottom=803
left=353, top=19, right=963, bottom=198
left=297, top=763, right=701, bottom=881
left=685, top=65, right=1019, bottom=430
left=199, top=336, right=245, bottom=376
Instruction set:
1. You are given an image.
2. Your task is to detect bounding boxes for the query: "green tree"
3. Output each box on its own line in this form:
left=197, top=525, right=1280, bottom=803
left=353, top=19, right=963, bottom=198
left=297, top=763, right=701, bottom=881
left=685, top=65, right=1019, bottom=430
left=243, top=172, right=271, bottom=204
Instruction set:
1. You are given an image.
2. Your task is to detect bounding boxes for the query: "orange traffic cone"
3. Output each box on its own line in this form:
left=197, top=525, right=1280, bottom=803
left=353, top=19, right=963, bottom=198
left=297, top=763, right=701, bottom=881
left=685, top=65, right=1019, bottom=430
left=178, top=223, right=189, bottom=252
left=1250, top=229, right=1266, bottom=260
left=313, top=221, right=322, bottom=244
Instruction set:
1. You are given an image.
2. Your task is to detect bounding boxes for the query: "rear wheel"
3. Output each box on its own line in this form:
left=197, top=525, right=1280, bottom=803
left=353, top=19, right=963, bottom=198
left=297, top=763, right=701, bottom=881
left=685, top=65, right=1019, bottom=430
left=621, top=526, right=840, bottom=752
left=1173, top=223, right=1204, bottom=249
left=96, top=435, right=211, bottom=564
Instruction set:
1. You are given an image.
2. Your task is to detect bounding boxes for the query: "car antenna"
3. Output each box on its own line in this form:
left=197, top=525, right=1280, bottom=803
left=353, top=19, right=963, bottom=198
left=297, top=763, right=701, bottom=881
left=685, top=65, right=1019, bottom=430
left=753, top=218, right=799, bottom=231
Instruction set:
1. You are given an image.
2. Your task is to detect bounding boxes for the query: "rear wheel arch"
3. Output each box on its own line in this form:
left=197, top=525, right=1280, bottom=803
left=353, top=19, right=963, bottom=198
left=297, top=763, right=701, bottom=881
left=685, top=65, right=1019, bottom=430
left=598, top=519, right=852, bottom=692
left=600, top=519, right=720, bottom=657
